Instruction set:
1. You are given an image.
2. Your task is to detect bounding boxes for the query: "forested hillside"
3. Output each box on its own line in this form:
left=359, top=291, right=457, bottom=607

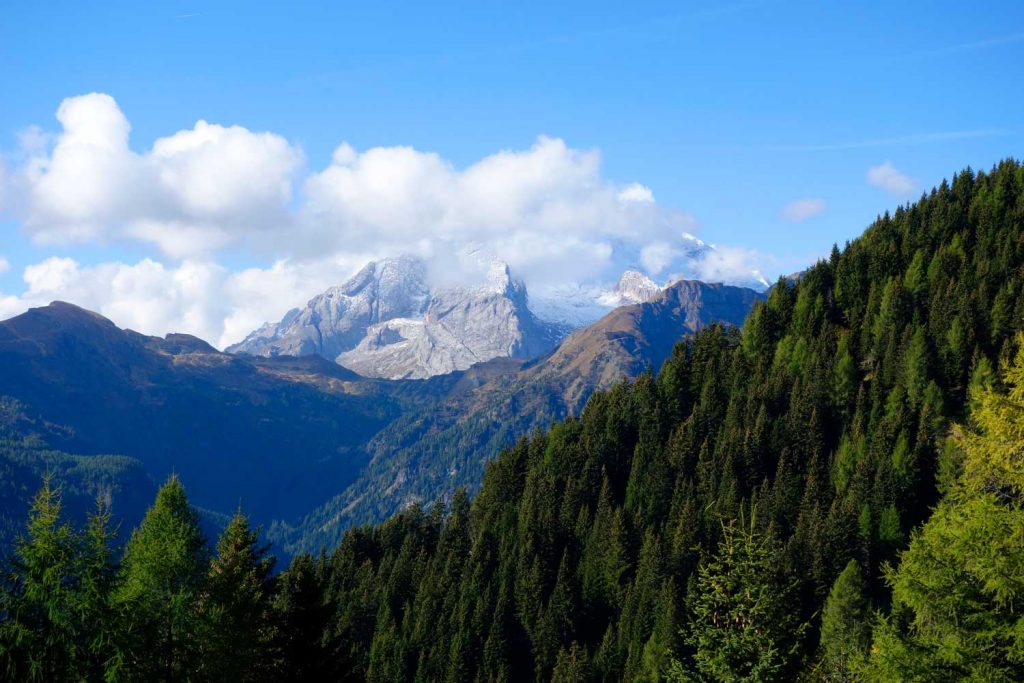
left=274, top=160, right=1024, bottom=680
left=2, top=160, right=1024, bottom=681
left=280, top=279, right=762, bottom=553
left=0, top=398, right=154, bottom=553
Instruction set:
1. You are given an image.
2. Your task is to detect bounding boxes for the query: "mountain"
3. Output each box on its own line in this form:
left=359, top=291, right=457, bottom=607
left=278, top=278, right=764, bottom=551
left=246, top=161, right=1024, bottom=682
left=0, top=270, right=763, bottom=555
left=229, top=256, right=563, bottom=379
left=0, top=301, right=427, bottom=535
left=0, top=397, right=156, bottom=553
left=528, top=269, right=695, bottom=329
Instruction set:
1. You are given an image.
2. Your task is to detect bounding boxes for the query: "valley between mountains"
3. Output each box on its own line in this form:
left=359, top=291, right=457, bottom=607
left=0, top=268, right=762, bottom=555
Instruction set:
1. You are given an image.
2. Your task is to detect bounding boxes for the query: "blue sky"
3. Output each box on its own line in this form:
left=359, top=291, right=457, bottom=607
left=1, top=1, right=1022, bottom=344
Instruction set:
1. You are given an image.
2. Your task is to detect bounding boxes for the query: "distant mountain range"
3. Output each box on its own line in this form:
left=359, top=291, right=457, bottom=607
left=228, top=253, right=766, bottom=380
left=277, top=277, right=763, bottom=552
left=0, top=269, right=762, bottom=554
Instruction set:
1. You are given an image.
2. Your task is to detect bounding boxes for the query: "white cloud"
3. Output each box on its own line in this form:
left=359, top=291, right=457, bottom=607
left=0, top=255, right=357, bottom=349
left=12, top=93, right=303, bottom=257
left=780, top=198, right=826, bottom=222
left=866, top=161, right=917, bottom=196
left=687, top=245, right=771, bottom=288
left=0, top=92, right=773, bottom=345
left=0, top=249, right=397, bottom=349
left=0, top=257, right=9, bottom=274
left=299, top=135, right=696, bottom=286
left=640, top=241, right=677, bottom=274
left=617, top=183, right=655, bottom=203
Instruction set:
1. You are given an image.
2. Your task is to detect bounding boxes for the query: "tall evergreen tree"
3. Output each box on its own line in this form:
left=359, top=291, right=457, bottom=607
left=73, top=499, right=119, bottom=680
left=816, top=559, right=870, bottom=681
left=0, top=477, right=78, bottom=682
left=108, top=475, right=209, bottom=682
left=669, top=518, right=806, bottom=682
left=204, top=508, right=275, bottom=681
left=866, top=338, right=1024, bottom=681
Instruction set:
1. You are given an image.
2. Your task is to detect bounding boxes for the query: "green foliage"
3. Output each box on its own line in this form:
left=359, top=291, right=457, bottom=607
left=0, top=478, right=118, bottom=681
left=108, top=475, right=210, bottom=681
left=204, top=509, right=276, bottom=682
left=669, top=518, right=806, bottom=681
left=816, top=560, right=870, bottom=681
left=0, top=477, right=79, bottom=681
left=866, top=338, right=1024, bottom=682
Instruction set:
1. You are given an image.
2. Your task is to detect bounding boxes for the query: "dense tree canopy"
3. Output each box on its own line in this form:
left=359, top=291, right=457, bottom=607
left=2, top=160, right=1024, bottom=681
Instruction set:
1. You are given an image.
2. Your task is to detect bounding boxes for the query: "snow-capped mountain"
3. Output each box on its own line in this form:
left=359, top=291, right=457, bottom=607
left=677, top=232, right=771, bottom=290
left=227, top=256, right=431, bottom=362
left=228, top=256, right=562, bottom=379
left=230, top=243, right=769, bottom=379
left=531, top=270, right=678, bottom=329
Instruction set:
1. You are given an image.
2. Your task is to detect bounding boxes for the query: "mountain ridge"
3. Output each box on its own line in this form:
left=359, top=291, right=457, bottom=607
left=278, top=277, right=764, bottom=551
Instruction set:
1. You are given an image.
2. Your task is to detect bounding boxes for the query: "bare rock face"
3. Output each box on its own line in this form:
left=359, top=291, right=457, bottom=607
left=227, top=256, right=431, bottom=362
left=599, top=270, right=661, bottom=306
left=229, top=257, right=562, bottom=379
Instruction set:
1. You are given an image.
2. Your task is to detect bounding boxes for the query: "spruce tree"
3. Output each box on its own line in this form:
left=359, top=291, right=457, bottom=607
left=0, top=477, right=77, bottom=682
left=204, top=508, right=275, bottom=681
left=73, top=499, right=118, bottom=680
left=816, top=559, right=870, bottom=681
left=108, top=475, right=209, bottom=682
left=669, top=518, right=806, bottom=682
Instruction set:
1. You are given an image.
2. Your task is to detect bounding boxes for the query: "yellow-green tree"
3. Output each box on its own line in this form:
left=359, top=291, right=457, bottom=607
left=866, top=337, right=1024, bottom=681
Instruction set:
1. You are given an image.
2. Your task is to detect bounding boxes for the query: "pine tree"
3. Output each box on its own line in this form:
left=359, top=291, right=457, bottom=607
left=552, top=641, right=590, bottom=682
left=270, top=553, right=331, bottom=681
left=816, top=559, right=870, bottom=681
left=73, top=499, right=118, bottom=680
left=108, top=475, right=210, bottom=682
left=204, top=508, right=275, bottom=681
left=669, top=518, right=806, bottom=682
left=866, top=337, right=1024, bottom=681
left=0, top=476, right=78, bottom=682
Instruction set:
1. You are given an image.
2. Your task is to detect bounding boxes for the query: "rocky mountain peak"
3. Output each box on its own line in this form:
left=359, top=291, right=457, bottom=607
left=614, top=270, right=661, bottom=303
left=229, top=255, right=562, bottom=379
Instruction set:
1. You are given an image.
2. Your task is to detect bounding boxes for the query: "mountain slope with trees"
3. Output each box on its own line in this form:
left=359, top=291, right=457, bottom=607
left=279, top=279, right=762, bottom=552
left=265, top=160, right=1024, bottom=680
left=2, top=160, right=1023, bottom=682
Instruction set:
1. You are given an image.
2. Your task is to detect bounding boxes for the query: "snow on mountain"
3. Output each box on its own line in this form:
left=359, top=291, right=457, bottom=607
left=678, top=232, right=771, bottom=290
left=227, top=255, right=431, bottom=362
left=533, top=270, right=668, bottom=328
left=229, top=256, right=562, bottom=379
left=230, top=239, right=769, bottom=378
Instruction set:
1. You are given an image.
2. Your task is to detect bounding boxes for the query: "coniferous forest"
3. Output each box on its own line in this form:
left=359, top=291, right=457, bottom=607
left=3, top=160, right=1024, bottom=681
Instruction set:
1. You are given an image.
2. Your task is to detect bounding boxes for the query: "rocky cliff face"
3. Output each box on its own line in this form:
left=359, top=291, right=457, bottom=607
left=337, top=262, right=562, bottom=379
left=227, top=256, right=431, bottom=362
left=229, top=257, right=563, bottom=379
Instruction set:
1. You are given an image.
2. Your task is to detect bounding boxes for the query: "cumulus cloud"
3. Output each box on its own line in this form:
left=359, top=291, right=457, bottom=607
left=687, top=245, right=771, bottom=288
left=11, top=93, right=303, bottom=256
left=0, top=255, right=359, bottom=349
left=867, top=161, right=917, bottom=196
left=0, top=92, right=772, bottom=345
left=299, top=136, right=692, bottom=286
left=780, top=198, right=826, bottom=222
